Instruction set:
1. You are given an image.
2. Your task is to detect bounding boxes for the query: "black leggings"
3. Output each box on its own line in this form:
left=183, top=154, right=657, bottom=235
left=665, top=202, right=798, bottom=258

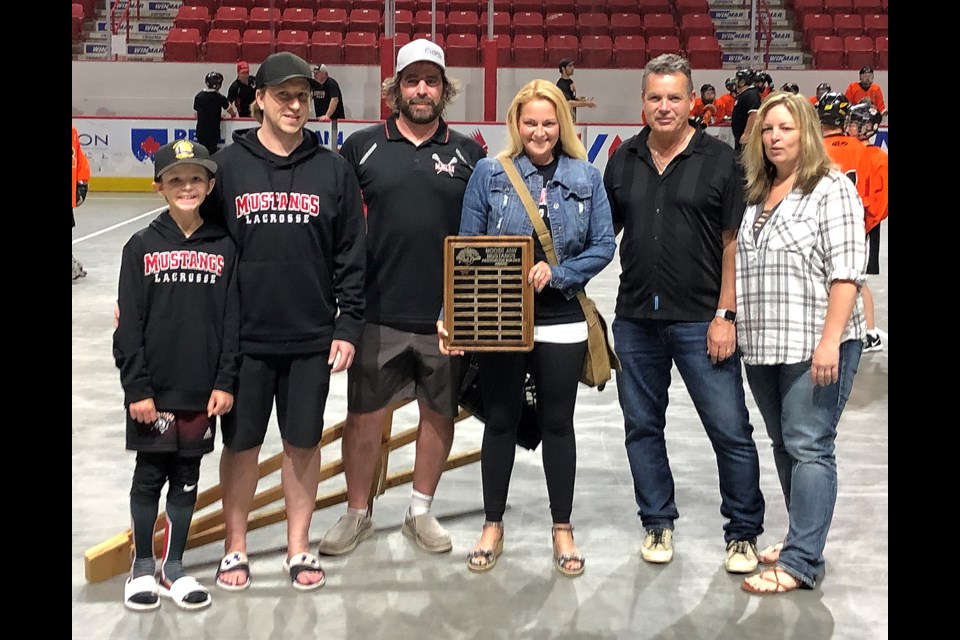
left=478, top=340, right=586, bottom=523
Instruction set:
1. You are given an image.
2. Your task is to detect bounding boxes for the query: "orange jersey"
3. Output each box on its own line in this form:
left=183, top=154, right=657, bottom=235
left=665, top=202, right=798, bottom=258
left=714, top=93, right=735, bottom=120
left=844, top=82, right=885, bottom=113
left=691, top=99, right=721, bottom=126
left=808, top=95, right=819, bottom=106
left=72, top=126, right=90, bottom=208
left=823, top=133, right=881, bottom=232
left=861, top=144, right=888, bottom=231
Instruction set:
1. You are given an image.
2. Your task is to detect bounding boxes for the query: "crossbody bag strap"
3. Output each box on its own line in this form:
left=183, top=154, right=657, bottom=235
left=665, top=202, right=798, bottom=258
left=497, top=155, right=590, bottom=309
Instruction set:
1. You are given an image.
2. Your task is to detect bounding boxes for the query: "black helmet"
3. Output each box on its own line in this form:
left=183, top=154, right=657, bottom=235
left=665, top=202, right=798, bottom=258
left=205, top=71, right=224, bottom=90
left=700, top=83, right=716, bottom=94
left=816, top=82, right=832, bottom=93
left=762, top=72, right=774, bottom=85
left=780, top=82, right=799, bottom=94
left=847, top=102, right=882, bottom=139
left=816, top=91, right=851, bottom=126
left=725, top=76, right=737, bottom=91
left=735, top=68, right=755, bottom=85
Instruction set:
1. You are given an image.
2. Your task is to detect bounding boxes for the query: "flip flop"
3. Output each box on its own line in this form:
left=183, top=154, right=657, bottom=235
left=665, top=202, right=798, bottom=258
left=159, top=575, right=212, bottom=610
left=741, top=566, right=802, bottom=595
left=283, top=552, right=326, bottom=591
left=215, top=551, right=251, bottom=591
left=123, top=574, right=160, bottom=612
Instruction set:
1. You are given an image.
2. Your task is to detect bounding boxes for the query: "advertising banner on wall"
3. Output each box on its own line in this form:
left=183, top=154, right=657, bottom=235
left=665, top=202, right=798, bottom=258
left=74, top=118, right=887, bottom=190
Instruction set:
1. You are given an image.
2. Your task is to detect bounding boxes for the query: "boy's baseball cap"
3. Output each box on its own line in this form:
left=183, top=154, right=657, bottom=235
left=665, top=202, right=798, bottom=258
left=153, top=139, right=218, bottom=181
left=237, top=61, right=249, bottom=72
left=396, top=38, right=445, bottom=73
left=312, top=64, right=329, bottom=73
left=255, top=52, right=322, bottom=90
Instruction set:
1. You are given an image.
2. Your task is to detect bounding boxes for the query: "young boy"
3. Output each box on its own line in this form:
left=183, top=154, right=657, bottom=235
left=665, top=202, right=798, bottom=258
left=113, top=139, right=240, bottom=611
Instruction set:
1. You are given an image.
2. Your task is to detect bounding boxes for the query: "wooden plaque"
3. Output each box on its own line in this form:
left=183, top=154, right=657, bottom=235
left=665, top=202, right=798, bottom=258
left=444, top=235, right=534, bottom=351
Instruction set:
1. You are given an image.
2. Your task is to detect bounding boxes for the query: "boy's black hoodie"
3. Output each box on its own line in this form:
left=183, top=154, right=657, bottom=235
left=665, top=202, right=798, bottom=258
left=113, top=211, right=240, bottom=410
left=202, top=127, right=366, bottom=355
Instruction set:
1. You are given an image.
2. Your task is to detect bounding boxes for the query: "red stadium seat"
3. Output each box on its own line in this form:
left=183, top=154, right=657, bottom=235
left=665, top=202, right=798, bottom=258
left=851, top=0, right=883, bottom=15
left=310, top=30, right=343, bottom=65
left=480, top=33, right=511, bottom=66
left=542, top=1, right=575, bottom=13
left=832, top=13, right=862, bottom=38
left=415, top=10, right=446, bottom=38
left=447, top=11, right=479, bottom=38
left=675, top=0, right=710, bottom=16
left=545, top=34, right=579, bottom=65
left=874, top=35, right=887, bottom=69
left=396, top=0, right=417, bottom=12
left=843, top=35, right=874, bottom=70
left=643, top=14, right=678, bottom=38
left=174, top=5, right=211, bottom=40
left=241, top=28, right=274, bottom=62
left=862, top=13, right=888, bottom=39
left=348, top=9, right=381, bottom=37
left=613, top=35, right=646, bottom=68
left=822, top=0, right=855, bottom=15
left=608, top=0, right=638, bottom=13
left=791, top=0, right=825, bottom=26
left=164, top=28, right=202, bottom=62
left=276, top=29, right=309, bottom=59
left=355, top=0, right=385, bottom=9
left=281, top=7, right=313, bottom=32
left=579, top=34, right=613, bottom=68
left=213, top=5, right=248, bottom=32
left=610, top=13, right=643, bottom=38
left=513, top=12, right=544, bottom=37
left=204, top=28, right=242, bottom=62
left=343, top=31, right=379, bottom=64
left=251, top=0, right=287, bottom=8
left=637, top=0, right=672, bottom=16
left=72, top=3, right=85, bottom=42
left=314, top=8, right=347, bottom=35
left=219, top=0, right=255, bottom=9
left=811, top=35, right=844, bottom=69
left=513, top=0, right=543, bottom=12
left=284, top=0, right=315, bottom=8
left=183, top=0, right=217, bottom=12
left=448, top=0, right=478, bottom=12
left=577, top=13, right=609, bottom=38
left=680, top=13, right=715, bottom=40
left=445, top=32, right=479, bottom=66
left=392, top=9, right=415, bottom=37
left=685, top=35, right=722, bottom=68
left=802, top=13, right=834, bottom=48
left=645, top=34, right=681, bottom=59
left=512, top=33, right=546, bottom=67
left=478, top=12, right=511, bottom=38
left=248, top=7, right=281, bottom=34
left=544, top=12, right=576, bottom=37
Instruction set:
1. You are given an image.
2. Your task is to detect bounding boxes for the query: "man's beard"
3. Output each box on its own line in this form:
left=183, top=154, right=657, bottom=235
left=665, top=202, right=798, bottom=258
left=400, top=97, right=443, bottom=124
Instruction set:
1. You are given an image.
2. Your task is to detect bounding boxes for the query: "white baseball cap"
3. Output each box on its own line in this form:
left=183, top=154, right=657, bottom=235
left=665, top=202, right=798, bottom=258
left=396, top=38, right=445, bottom=74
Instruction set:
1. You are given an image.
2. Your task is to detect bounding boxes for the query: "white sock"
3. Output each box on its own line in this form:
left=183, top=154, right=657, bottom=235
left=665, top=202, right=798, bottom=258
left=408, top=489, right=433, bottom=517
left=347, top=506, right=368, bottom=519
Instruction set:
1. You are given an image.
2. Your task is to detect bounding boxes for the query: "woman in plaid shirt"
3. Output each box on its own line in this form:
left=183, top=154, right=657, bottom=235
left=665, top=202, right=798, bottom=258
left=734, top=92, right=867, bottom=595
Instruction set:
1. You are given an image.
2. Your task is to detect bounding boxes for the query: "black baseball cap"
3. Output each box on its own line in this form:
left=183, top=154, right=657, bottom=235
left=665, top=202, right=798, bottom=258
left=558, top=58, right=574, bottom=71
left=153, top=139, right=217, bottom=181
left=255, top=52, right=322, bottom=90
left=859, top=65, right=874, bottom=74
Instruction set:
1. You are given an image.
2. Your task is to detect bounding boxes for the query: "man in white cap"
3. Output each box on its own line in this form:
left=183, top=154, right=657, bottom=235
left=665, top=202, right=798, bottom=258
left=318, top=39, right=486, bottom=557
left=311, top=63, right=345, bottom=121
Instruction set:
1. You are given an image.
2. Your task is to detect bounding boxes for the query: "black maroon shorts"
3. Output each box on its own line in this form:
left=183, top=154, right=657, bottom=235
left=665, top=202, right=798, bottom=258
left=125, top=410, right=216, bottom=457
left=866, top=225, right=881, bottom=275
left=220, top=352, right=331, bottom=451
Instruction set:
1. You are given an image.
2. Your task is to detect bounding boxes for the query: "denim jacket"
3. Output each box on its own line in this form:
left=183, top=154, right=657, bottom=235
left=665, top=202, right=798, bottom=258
left=459, top=154, right=616, bottom=299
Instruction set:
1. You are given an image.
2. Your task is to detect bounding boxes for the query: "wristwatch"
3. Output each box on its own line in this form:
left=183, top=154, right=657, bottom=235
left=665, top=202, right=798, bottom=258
left=715, top=309, right=736, bottom=322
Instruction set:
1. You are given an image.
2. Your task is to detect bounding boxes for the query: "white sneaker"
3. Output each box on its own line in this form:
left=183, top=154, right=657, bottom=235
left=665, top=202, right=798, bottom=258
left=725, top=539, right=759, bottom=574
left=640, top=528, right=673, bottom=564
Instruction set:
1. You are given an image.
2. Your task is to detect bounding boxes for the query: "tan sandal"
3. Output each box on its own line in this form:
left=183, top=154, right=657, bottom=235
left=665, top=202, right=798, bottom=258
left=466, top=521, right=504, bottom=573
left=741, top=566, right=802, bottom=595
left=551, top=524, right=585, bottom=577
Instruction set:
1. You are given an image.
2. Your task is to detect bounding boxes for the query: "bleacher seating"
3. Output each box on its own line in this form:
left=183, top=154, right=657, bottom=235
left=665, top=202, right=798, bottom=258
left=247, top=7, right=281, bottom=33
left=163, top=28, right=202, bottom=62
left=344, top=31, right=379, bottom=64
left=544, top=12, right=576, bottom=38
left=812, top=35, right=845, bottom=69
left=610, top=13, right=643, bottom=38
left=643, top=14, right=678, bottom=38
left=862, top=13, right=888, bottom=39
left=348, top=9, right=381, bottom=37
left=446, top=32, right=479, bottom=66
left=241, top=28, right=274, bottom=62
left=874, top=35, right=887, bottom=69
left=204, top=28, right=242, bottom=62
left=513, top=12, right=544, bottom=37
left=646, top=34, right=681, bottom=60
left=832, top=13, right=862, bottom=38
left=844, top=35, right=874, bottom=70
left=415, top=10, right=446, bottom=37
left=802, top=13, right=834, bottom=48
left=72, top=3, right=85, bottom=42
left=545, top=34, right=579, bottom=64
left=822, top=0, right=855, bottom=15
left=790, top=0, right=825, bottom=25
left=852, top=0, right=883, bottom=14
left=580, top=34, right=613, bottom=68
left=637, top=0, right=672, bottom=16
left=512, top=33, right=546, bottom=67
left=577, top=12, right=609, bottom=39
left=613, top=35, right=646, bottom=68
left=680, top=13, right=716, bottom=40
left=310, top=30, right=343, bottom=64
left=448, top=11, right=480, bottom=38
left=281, top=7, right=313, bottom=32
left=277, top=29, right=309, bottom=59
left=685, top=35, right=722, bottom=69
left=314, top=8, right=347, bottom=36
left=213, top=5, right=248, bottom=32
left=478, top=11, right=511, bottom=38
left=676, top=0, right=711, bottom=16
left=174, top=5, right=211, bottom=40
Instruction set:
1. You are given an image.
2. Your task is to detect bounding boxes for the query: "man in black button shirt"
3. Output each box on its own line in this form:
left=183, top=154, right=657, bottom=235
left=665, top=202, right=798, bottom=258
left=318, top=39, right=486, bottom=557
left=602, top=53, right=765, bottom=575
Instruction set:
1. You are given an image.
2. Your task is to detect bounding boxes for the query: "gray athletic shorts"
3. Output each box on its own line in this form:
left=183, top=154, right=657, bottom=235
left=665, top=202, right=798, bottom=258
left=347, top=323, right=463, bottom=417
left=221, top=352, right=331, bottom=451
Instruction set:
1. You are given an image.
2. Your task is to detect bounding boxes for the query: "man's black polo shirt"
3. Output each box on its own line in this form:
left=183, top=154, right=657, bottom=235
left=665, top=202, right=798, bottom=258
left=339, top=114, right=486, bottom=333
left=602, top=126, right=745, bottom=322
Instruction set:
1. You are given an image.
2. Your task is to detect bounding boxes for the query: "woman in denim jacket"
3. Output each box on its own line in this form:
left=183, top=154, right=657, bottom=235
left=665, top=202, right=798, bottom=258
left=438, top=79, right=615, bottom=577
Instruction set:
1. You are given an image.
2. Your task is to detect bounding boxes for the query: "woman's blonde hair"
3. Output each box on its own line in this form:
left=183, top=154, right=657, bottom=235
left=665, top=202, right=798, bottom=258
left=497, top=79, right=586, bottom=161
left=741, top=91, right=835, bottom=205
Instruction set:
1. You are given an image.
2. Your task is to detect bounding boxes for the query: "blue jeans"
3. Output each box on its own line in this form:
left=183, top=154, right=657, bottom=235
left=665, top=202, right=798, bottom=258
left=613, top=317, right=765, bottom=542
left=744, top=339, right=862, bottom=588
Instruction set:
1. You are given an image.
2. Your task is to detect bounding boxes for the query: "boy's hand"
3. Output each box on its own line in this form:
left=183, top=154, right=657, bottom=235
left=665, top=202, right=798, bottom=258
left=207, top=390, right=234, bottom=417
left=328, top=339, right=355, bottom=373
left=128, top=398, right=157, bottom=424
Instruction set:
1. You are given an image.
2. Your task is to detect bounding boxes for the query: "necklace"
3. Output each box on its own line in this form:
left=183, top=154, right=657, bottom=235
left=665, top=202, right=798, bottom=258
left=648, top=128, right=694, bottom=174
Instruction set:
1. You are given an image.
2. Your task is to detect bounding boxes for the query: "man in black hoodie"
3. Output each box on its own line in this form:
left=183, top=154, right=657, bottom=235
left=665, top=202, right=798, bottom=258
left=317, top=39, right=486, bottom=558
left=201, top=52, right=366, bottom=592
